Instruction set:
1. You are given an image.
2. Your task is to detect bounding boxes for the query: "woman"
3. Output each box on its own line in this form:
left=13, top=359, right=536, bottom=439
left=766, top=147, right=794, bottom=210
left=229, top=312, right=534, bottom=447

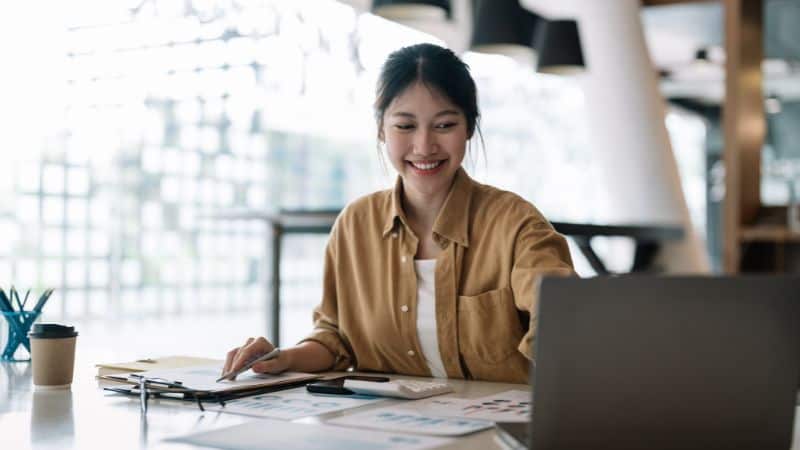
left=223, top=43, right=573, bottom=384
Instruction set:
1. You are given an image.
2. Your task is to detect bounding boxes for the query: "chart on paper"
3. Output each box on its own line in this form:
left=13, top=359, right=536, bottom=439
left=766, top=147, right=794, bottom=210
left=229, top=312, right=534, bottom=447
left=202, top=388, right=385, bottom=420
left=402, top=389, right=531, bottom=423
left=327, top=407, right=494, bottom=436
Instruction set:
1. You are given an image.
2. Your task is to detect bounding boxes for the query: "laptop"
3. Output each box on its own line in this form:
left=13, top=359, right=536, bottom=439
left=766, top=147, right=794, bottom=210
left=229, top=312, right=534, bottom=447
left=509, top=275, right=800, bottom=450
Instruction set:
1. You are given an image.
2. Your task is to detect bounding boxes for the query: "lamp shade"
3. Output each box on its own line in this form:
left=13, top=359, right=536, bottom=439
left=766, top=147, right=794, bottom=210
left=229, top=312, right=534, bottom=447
left=372, top=0, right=451, bottom=20
left=471, top=0, right=540, bottom=66
left=535, top=19, right=585, bottom=74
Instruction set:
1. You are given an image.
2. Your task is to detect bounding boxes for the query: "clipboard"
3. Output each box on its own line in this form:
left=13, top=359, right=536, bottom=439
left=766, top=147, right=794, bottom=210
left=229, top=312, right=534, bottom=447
left=99, top=364, right=320, bottom=395
left=104, top=376, right=316, bottom=409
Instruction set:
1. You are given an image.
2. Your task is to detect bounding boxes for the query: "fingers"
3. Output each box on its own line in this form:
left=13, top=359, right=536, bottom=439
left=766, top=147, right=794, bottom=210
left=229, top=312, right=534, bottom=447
left=251, top=354, right=288, bottom=375
left=222, top=347, right=238, bottom=375
left=222, top=337, right=254, bottom=375
left=228, top=337, right=273, bottom=378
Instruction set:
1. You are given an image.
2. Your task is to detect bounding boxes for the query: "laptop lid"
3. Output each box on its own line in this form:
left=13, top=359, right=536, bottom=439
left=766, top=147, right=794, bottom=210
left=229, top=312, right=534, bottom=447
left=530, top=275, right=800, bottom=450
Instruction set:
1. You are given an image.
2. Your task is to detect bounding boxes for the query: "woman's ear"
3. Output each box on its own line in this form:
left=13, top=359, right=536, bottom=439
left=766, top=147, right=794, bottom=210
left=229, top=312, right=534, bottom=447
left=377, top=128, right=385, bottom=143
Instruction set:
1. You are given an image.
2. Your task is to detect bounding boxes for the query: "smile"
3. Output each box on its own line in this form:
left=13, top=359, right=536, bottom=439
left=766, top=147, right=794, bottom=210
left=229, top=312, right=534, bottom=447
left=408, top=160, right=445, bottom=171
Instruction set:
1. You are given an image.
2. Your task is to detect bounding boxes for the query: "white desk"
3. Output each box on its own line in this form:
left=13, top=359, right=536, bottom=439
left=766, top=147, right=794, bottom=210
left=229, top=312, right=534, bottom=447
left=1, top=359, right=524, bottom=450
left=4, top=353, right=800, bottom=450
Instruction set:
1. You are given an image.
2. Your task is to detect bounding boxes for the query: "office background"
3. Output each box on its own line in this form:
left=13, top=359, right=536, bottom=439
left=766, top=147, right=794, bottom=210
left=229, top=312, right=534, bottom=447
left=1, top=0, right=795, bottom=352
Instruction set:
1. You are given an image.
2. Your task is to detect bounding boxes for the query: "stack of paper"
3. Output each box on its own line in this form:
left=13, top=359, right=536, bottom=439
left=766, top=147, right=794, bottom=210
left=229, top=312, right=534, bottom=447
left=95, top=355, right=221, bottom=376
left=100, top=364, right=319, bottom=394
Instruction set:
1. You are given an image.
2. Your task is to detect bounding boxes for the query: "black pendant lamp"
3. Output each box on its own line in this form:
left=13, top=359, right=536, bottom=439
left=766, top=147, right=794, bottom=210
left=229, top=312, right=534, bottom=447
left=372, top=0, right=451, bottom=20
left=535, top=19, right=585, bottom=75
left=471, top=0, right=540, bottom=66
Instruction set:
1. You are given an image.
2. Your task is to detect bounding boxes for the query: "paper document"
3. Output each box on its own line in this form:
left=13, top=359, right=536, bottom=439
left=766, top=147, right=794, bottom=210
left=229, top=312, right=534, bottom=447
left=102, top=364, right=318, bottom=393
left=95, top=355, right=221, bottom=376
left=401, top=390, right=531, bottom=423
left=327, top=407, right=494, bottom=436
left=165, top=418, right=450, bottom=450
left=201, top=387, right=385, bottom=419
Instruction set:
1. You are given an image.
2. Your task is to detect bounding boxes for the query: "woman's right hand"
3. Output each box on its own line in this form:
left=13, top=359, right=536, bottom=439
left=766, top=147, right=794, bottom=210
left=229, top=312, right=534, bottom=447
left=222, top=337, right=291, bottom=379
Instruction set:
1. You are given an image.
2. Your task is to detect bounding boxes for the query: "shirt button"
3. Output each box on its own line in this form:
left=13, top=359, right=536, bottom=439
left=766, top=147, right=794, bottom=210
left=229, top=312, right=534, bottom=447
left=407, top=350, right=415, bottom=357
left=401, top=255, right=407, bottom=263
left=392, top=232, right=398, bottom=239
left=401, top=305, right=409, bottom=312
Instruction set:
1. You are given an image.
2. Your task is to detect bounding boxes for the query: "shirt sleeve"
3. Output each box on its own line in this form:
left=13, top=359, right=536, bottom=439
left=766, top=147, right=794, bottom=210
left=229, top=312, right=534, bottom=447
left=297, top=220, right=355, bottom=371
left=510, top=216, right=575, bottom=360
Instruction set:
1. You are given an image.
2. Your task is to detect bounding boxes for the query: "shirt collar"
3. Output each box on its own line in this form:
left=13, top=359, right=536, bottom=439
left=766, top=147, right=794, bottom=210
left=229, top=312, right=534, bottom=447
left=382, top=167, right=473, bottom=248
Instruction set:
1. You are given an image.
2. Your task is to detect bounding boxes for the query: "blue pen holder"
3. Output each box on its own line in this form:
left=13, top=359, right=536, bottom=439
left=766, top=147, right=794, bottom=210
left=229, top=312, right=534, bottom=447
left=1, top=310, right=41, bottom=362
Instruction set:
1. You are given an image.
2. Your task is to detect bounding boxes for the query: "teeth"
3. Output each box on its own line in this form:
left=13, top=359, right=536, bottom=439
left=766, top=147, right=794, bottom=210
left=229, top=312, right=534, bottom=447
left=411, top=160, right=443, bottom=170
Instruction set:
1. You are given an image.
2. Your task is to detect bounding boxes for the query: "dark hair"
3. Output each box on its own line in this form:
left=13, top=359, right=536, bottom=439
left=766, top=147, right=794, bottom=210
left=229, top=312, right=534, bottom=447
left=375, top=43, right=481, bottom=140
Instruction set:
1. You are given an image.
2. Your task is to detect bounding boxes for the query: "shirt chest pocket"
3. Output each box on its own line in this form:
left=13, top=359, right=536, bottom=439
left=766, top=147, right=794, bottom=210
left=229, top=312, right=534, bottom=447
left=457, top=286, right=524, bottom=365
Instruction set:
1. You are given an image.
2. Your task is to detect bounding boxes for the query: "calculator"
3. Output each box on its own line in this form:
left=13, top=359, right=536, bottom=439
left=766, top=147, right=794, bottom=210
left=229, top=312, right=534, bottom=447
left=342, top=379, right=454, bottom=399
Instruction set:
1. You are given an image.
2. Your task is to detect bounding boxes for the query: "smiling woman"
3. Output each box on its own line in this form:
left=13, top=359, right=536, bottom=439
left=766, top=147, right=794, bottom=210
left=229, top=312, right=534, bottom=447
left=374, top=44, right=478, bottom=259
left=381, top=84, right=468, bottom=231
left=223, top=43, right=575, bottom=384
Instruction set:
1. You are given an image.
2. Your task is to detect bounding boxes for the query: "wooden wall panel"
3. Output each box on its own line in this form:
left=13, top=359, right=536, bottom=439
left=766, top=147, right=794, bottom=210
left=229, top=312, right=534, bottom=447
left=722, top=0, right=765, bottom=273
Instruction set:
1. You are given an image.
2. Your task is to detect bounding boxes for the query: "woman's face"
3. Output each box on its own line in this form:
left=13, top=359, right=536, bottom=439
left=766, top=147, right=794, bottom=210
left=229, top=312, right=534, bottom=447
left=380, top=82, right=469, bottom=199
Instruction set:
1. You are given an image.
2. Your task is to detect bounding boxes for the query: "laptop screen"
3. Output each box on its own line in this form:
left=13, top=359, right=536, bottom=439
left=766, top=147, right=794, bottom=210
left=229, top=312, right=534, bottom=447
left=530, top=275, right=800, bottom=450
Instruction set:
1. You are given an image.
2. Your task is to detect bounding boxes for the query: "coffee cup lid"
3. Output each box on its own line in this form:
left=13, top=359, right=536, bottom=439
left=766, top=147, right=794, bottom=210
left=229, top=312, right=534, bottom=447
left=28, top=323, right=78, bottom=339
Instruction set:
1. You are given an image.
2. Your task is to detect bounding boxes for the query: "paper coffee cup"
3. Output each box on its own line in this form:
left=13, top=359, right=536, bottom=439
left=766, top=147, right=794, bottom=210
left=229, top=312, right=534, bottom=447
left=29, top=324, right=78, bottom=389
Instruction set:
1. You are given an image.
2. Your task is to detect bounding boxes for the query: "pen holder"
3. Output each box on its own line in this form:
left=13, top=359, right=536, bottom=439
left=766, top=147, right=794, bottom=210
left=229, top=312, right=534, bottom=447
left=1, top=310, right=41, bottom=362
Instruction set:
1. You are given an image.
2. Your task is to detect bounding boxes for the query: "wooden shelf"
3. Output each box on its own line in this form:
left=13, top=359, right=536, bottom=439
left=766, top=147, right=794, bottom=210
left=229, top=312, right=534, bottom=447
left=739, top=225, right=800, bottom=243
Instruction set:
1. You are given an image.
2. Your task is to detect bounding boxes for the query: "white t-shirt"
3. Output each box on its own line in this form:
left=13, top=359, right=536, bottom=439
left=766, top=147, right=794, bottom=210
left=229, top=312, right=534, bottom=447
left=414, top=259, right=447, bottom=378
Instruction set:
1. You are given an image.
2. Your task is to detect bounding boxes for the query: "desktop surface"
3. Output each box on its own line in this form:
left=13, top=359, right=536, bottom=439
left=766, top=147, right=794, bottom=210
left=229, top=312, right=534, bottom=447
left=3, top=307, right=800, bottom=450
left=4, top=360, right=800, bottom=450
left=1, top=354, right=524, bottom=450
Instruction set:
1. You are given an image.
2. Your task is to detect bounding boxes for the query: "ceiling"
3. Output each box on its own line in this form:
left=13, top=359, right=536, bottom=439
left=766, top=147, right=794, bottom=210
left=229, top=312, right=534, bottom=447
left=340, top=0, right=800, bottom=104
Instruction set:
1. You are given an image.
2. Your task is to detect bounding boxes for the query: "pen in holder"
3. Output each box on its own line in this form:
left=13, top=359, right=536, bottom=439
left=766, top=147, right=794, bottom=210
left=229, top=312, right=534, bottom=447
left=0, top=287, right=53, bottom=362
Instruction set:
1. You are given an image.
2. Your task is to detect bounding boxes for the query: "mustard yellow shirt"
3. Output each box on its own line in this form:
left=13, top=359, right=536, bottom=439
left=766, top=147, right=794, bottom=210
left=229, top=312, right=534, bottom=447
left=300, top=168, right=574, bottom=383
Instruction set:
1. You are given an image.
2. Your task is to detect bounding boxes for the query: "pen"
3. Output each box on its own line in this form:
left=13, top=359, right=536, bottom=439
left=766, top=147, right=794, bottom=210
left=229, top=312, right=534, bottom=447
left=140, top=377, right=148, bottom=414
left=32, top=288, right=54, bottom=314
left=0, top=289, right=13, bottom=312
left=12, top=287, right=23, bottom=311
left=21, top=289, right=30, bottom=311
left=216, top=347, right=281, bottom=382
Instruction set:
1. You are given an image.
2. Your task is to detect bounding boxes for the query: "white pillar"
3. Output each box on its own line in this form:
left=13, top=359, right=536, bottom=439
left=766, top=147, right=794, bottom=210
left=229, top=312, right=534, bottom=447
left=523, top=0, right=709, bottom=273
